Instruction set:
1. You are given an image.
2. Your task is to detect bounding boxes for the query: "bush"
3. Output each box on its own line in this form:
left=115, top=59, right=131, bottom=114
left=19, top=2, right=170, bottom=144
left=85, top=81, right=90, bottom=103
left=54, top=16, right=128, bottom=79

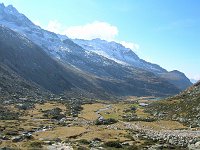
left=78, top=139, right=90, bottom=145
left=95, top=118, right=118, bottom=125
left=104, top=141, right=122, bottom=148
left=43, top=107, right=65, bottom=120
left=77, top=146, right=88, bottom=150
left=29, top=141, right=44, bottom=149
left=15, top=103, right=34, bottom=110
left=0, top=106, right=19, bottom=120
left=127, top=145, right=139, bottom=150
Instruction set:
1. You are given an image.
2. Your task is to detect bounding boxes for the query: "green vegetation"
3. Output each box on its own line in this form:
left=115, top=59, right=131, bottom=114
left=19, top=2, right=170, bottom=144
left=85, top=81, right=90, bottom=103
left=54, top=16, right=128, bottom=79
left=104, top=141, right=122, bottom=148
left=43, top=107, right=65, bottom=120
left=145, top=82, right=200, bottom=127
left=0, top=105, right=19, bottom=120
left=28, top=141, right=44, bottom=149
left=95, top=118, right=118, bottom=125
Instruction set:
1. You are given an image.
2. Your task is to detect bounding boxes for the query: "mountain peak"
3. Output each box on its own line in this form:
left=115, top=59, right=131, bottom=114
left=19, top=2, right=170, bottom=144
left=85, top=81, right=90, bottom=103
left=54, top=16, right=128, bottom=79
left=91, top=38, right=107, bottom=43
left=171, top=70, right=182, bottom=73
left=0, top=4, right=37, bottom=30
left=0, top=4, right=19, bottom=15
left=6, top=4, right=18, bottom=13
left=0, top=3, right=5, bottom=8
left=170, top=70, right=186, bottom=77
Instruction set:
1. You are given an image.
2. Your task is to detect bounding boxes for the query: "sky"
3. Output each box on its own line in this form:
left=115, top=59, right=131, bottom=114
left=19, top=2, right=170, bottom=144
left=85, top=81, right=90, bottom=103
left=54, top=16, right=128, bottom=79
left=0, top=0, right=200, bottom=80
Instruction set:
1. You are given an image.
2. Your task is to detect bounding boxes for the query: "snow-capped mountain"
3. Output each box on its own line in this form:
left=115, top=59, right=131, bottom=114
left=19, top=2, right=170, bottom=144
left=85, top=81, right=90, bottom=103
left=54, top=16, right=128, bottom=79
left=73, top=38, right=192, bottom=90
left=0, top=3, right=72, bottom=58
left=73, top=38, right=167, bottom=74
left=0, top=3, right=192, bottom=96
left=0, top=3, right=167, bottom=75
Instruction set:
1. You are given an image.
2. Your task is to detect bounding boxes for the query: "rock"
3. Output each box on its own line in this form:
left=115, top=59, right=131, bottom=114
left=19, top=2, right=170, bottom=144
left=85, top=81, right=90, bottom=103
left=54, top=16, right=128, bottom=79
left=163, top=144, right=168, bottom=148
left=122, top=142, right=129, bottom=146
left=12, top=136, right=23, bottom=142
left=43, top=141, right=53, bottom=145
left=168, top=144, right=176, bottom=149
left=191, top=122, right=198, bottom=128
left=0, top=147, right=14, bottom=150
left=188, top=142, right=200, bottom=150
left=178, top=117, right=187, bottom=123
left=195, top=141, right=200, bottom=147
left=189, top=139, right=196, bottom=144
left=168, top=139, right=173, bottom=144
left=53, top=138, right=62, bottom=143
left=0, top=136, right=10, bottom=140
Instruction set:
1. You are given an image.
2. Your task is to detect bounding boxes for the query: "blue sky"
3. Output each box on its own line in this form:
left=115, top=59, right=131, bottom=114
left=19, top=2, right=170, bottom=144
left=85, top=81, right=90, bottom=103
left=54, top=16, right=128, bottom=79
left=1, top=0, right=200, bottom=80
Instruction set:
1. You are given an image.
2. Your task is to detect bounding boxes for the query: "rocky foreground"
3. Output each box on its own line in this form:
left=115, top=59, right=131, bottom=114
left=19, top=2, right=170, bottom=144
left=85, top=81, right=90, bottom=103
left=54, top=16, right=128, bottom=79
left=110, top=121, right=200, bottom=150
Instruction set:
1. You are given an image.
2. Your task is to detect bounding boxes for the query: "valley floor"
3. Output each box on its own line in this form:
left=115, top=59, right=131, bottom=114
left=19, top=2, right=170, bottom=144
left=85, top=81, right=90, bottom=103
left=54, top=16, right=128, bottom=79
left=0, top=97, right=200, bottom=150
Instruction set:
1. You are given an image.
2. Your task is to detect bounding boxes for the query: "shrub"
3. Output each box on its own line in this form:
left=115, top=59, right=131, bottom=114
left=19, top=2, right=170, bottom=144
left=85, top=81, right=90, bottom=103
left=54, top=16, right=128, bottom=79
left=95, top=118, right=118, bottom=125
left=29, top=141, right=44, bottom=149
left=43, top=107, right=65, bottom=120
left=78, top=139, right=90, bottom=145
left=104, top=141, right=122, bottom=148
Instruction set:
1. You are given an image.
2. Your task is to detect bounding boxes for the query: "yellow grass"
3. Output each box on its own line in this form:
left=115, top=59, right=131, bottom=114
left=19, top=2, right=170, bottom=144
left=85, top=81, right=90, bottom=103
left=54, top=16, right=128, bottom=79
left=135, top=108, right=150, bottom=118
left=0, top=141, right=45, bottom=150
left=33, top=126, right=87, bottom=140
left=135, top=120, right=186, bottom=130
left=21, top=102, right=67, bottom=120
left=79, top=103, right=105, bottom=121
left=100, top=103, right=129, bottom=120
left=79, top=126, right=128, bottom=142
left=0, top=102, right=68, bottom=134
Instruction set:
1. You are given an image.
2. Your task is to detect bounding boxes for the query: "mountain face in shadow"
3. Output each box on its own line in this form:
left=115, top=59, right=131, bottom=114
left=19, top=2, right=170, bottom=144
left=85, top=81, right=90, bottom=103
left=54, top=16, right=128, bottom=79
left=0, top=4, right=192, bottom=99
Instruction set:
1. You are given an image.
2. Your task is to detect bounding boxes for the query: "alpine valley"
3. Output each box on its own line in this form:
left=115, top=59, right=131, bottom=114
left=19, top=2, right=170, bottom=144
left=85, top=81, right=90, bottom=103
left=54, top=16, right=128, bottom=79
left=1, top=3, right=200, bottom=150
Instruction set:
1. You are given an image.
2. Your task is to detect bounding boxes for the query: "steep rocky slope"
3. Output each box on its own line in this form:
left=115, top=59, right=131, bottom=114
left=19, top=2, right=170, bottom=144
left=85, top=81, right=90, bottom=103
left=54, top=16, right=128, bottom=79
left=146, top=81, right=200, bottom=127
left=0, top=25, right=74, bottom=93
left=0, top=63, right=50, bottom=101
left=73, top=38, right=192, bottom=90
left=0, top=25, right=108, bottom=98
left=160, top=70, right=192, bottom=90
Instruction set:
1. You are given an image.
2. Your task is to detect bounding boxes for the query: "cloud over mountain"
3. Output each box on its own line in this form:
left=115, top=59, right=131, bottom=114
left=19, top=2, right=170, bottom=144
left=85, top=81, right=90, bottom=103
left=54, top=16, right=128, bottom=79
left=45, top=20, right=139, bottom=51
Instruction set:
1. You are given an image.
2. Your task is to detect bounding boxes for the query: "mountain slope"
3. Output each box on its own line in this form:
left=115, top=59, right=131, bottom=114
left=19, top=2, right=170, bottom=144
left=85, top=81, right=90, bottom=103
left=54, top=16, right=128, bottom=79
left=0, top=3, right=188, bottom=97
left=160, top=70, right=192, bottom=90
left=0, top=25, right=181, bottom=98
left=0, top=25, right=76, bottom=93
left=0, top=63, right=50, bottom=101
left=146, top=81, right=200, bottom=127
left=73, top=38, right=167, bottom=74
left=73, top=38, right=192, bottom=90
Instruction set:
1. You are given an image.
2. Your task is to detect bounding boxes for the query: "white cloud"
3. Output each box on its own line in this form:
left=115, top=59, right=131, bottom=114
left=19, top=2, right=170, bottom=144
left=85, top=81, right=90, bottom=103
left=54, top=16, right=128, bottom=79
left=45, top=20, right=139, bottom=51
left=46, top=20, right=62, bottom=33
left=192, top=75, right=200, bottom=81
left=186, top=73, right=200, bottom=82
left=119, top=41, right=140, bottom=51
left=33, top=20, right=41, bottom=27
left=63, top=21, right=118, bottom=41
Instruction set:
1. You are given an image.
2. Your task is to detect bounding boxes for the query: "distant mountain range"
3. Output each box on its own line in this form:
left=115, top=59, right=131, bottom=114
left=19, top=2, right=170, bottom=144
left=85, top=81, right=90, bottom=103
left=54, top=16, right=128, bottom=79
left=0, top=3, right=192, bottom=99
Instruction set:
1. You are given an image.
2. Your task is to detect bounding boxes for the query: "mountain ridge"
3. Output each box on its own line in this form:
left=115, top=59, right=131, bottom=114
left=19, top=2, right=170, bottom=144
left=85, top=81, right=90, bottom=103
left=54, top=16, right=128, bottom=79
left=73, top=38, right=192, bottom=90
left=0, top=3, right=192, bottom=98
